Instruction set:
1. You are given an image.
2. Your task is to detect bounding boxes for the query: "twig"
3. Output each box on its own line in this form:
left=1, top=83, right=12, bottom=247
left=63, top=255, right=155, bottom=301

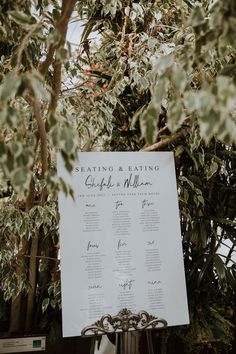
left=48, top=0, right=77, bottom=113
left=39, top=0, right=77, bottom=77
left=226, top=244, right=236, bottom=266
left=156, top=125, right=169, bottom=138
left=182, top=0, right=194, bottom=9
left=61, top=80, right=90, bottom=92
left=121, top=14, right=129, bottom=40
left=15, top=21, right=43, bottom=73
left=215, top=228, right=225, bottom=252
left=48, top=61, right=62, bottom=113
left=140, top=131, right=185, bottom=151
left=32, top=99, right=48, bottom=178
left=127, top=34, right=136, bottom=58
left=24, top=254, right=60, bottom=262
left=82, top=136, right=94, bottom=152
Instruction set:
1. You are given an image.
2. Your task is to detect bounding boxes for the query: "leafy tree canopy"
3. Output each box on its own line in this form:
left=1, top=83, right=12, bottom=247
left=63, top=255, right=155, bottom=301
left=0, top=1, right=235, bottom=352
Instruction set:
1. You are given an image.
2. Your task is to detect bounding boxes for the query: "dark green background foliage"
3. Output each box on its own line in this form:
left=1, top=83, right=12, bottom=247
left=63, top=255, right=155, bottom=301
left=0, top=1, right=235, bottom=353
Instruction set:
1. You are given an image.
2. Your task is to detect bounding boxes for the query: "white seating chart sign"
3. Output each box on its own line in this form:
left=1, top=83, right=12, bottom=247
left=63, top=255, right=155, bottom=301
left=58, top=152, right=189, bottom=337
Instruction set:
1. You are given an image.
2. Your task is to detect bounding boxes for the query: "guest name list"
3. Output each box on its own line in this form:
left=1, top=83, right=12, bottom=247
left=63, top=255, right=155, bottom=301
left=58, top=152, right=189, bottom=337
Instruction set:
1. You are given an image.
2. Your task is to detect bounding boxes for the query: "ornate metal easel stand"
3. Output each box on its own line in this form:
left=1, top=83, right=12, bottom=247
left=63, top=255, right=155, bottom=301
left=81, top=308, right=167, bottom=354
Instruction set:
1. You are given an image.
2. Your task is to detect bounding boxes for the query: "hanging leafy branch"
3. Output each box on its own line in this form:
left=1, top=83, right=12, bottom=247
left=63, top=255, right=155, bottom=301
left=0, top=0, right=78, bottom=334
left=0, top=1, right=235, bottom=353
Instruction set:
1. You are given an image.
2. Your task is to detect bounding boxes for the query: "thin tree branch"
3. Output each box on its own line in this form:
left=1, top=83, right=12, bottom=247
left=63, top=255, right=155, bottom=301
left=15, top=21, right=43, bottom=73
left=24, top=254, right=60, bottom=262
left=140, top=131, right=185, bottom=151
left=32, top=100, right=48, bottom=177
left=182, top=0, right=194, bottom=9
left=121, top=0, right=130, bottom=40
left=61, top=80, right=91, bottom=92
left=215, top=228, right=225, bottom=252
left=39, top=0, right=77, bottom=77
left=48, top=0, right=77, bottom=113
left=48, top=61, right=62, bottom=113
left=226, top=244, right=236, bottom=266
left=82, top=136, right=94, bottom=152
left=121, top=14, right=129, bottom=40
left=156, top=125, right=169, bottom=139
left=39, top=46, right=56, bottom=77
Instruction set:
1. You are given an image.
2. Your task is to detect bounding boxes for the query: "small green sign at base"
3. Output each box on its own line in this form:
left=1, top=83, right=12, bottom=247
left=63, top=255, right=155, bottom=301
left=0, top=336, right=46, bottom=353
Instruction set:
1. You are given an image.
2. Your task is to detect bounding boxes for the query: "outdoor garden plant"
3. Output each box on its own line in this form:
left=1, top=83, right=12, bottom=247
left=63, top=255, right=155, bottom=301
left=0, top=1, right=235, bottom=353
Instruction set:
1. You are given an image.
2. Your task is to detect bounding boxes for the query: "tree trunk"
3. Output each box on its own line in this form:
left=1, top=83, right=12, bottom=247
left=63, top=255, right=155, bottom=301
left=25, top=230, right=40, bottom=332
left=9, top=294, right=23, bottom=333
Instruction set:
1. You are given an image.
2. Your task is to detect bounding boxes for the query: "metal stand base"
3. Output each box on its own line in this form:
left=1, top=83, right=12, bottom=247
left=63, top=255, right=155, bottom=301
left=81, top=308, right=167, bottom=336
left=81, top=308, right=167, bottom=354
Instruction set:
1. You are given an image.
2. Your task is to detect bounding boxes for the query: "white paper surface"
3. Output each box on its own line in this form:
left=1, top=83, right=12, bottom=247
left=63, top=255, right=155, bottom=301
left=58, top=152, right=189, bottom=337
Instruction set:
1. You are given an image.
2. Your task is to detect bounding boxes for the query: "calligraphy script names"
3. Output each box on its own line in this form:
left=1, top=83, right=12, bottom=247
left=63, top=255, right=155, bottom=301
left=74, top=164, right=159, bottom=192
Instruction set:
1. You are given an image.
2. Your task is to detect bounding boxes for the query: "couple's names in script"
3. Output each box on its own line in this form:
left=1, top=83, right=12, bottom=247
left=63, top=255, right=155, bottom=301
left=84, top=174, right=152, bottom=191
left=75, top=164, right=159, bottom=192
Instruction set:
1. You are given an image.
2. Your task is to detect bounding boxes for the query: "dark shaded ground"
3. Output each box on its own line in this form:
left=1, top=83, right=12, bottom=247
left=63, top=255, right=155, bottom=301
left=1, top=327, right=235, bottom=354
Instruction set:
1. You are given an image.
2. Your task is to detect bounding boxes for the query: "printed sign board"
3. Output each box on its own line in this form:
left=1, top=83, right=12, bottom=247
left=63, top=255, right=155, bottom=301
left=58, top=152, right=189, bottom=337
left=0, top=336, right=46, bottom=353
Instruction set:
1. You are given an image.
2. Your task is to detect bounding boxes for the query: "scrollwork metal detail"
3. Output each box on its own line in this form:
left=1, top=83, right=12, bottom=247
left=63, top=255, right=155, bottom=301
left=81, top=308, right=167, bottom=336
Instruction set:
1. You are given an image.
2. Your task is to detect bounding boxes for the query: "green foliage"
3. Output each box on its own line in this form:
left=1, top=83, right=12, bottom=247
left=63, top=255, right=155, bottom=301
left=0, top=0, right=235, bottom=352
left=0, top=200, right=59, bottom=300
left=73, top=1, right=236, bottom=352
left=0, top=0, right=78, bottom=335
left=42, top=279, right=61, bottom=313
